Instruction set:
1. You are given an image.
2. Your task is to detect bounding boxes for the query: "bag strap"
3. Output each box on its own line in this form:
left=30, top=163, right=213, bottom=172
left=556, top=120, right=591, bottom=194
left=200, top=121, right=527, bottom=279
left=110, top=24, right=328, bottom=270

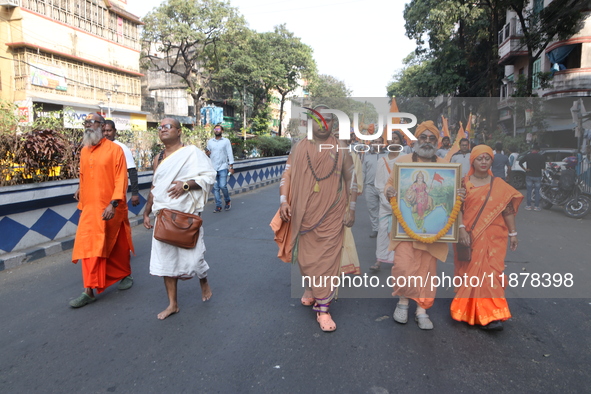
left=383, top=157, right=391, bottom=174
left=469, top=176, right=495, bottom=233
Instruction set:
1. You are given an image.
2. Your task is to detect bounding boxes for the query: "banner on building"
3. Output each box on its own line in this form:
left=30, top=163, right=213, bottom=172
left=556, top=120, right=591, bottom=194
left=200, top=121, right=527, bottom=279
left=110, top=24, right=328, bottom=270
left=130, top=113, right=147, bottom=131
left=64, top=107, right=96, bottom=129
left=30, top=63, right=67, bottom=92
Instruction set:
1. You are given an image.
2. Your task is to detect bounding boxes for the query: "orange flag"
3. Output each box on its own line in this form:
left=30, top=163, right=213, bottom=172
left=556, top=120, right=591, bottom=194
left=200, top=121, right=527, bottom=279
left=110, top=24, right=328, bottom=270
left=465, top=113, right=473, bottom=139
left=386, top=96, right=412, bottom=145
left=445, top=121, right=466, bottom=162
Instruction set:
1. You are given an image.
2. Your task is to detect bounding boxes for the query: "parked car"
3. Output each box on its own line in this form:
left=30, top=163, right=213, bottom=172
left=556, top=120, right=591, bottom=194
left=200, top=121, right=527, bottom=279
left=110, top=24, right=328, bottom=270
left=509, top=148, right=578, bottom=189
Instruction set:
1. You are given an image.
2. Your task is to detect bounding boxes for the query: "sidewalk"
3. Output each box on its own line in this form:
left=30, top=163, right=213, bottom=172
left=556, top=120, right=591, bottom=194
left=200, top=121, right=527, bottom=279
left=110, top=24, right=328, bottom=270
left=0, top=177, right=281, bottom=271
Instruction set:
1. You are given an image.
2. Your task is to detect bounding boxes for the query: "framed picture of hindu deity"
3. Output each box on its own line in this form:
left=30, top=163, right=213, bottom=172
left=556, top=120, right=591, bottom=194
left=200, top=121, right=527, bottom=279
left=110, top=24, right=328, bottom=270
left=390, top=162, right=462, bottom=243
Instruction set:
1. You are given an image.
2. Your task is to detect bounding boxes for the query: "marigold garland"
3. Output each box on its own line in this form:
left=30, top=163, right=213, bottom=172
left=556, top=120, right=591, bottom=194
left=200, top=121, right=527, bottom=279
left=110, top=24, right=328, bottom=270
left=391, top=195, right=463, bottom=244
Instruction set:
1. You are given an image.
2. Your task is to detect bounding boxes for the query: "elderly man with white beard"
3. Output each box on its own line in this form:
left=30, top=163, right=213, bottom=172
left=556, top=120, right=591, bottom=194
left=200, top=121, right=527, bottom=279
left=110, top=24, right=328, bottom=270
left=384, top=120, right=463, bottom=330
left=69, top=113, right=134, bottom=308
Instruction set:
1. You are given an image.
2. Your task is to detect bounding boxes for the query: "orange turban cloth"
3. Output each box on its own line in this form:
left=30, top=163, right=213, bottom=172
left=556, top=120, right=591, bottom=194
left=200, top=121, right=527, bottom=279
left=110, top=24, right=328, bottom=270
left=468, top=145, right=494, bottom=177
left=414, top=120, right=440, bottom=139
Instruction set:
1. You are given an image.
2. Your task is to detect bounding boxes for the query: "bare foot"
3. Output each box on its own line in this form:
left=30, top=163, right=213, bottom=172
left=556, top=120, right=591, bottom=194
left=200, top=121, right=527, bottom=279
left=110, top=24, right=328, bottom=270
left=157, top=305, right=179, bottom=320
left=200, top=278, right=212, bottom=301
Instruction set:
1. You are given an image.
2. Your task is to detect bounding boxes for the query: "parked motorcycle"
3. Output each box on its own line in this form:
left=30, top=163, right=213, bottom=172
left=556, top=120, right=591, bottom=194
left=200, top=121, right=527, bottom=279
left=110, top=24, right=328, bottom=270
left=539, top=157, right=591, bottom=218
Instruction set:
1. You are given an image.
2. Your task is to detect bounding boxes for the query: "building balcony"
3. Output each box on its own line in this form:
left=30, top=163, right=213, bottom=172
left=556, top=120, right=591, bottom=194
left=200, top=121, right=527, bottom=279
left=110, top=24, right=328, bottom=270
left=543, top=68, right=591, bottom=99
left=498, top=18, right=527, bottom=65
left=497, top=97, right=516, bottom=111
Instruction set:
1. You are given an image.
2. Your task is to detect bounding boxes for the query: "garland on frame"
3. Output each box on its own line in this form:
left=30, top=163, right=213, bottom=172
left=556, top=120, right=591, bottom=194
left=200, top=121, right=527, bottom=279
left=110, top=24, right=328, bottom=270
left=390, top=195, right=463, bottom=244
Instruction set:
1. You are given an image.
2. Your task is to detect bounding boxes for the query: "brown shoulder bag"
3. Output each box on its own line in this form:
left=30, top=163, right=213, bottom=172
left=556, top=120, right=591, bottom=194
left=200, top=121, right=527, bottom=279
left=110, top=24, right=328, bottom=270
left=154, top=208, right=202, bottom=249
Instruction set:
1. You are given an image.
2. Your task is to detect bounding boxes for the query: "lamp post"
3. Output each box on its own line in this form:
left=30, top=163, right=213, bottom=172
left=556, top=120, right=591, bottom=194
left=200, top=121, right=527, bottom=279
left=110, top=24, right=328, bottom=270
left=106, top=91, right=112, bottom=119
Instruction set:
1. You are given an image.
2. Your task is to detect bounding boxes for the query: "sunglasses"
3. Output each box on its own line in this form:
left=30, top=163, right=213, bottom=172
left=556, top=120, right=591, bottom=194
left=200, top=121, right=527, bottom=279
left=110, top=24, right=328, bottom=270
left=83, top=119, right=102, bottom=126
left=158, top=124, right=175, bottom=131
left=418, top=135, right=438, bottom=142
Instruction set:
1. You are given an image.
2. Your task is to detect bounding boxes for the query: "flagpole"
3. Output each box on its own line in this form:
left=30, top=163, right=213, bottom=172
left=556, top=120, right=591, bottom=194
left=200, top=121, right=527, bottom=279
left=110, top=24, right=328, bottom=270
left=428, top=172, right=437, bottom=194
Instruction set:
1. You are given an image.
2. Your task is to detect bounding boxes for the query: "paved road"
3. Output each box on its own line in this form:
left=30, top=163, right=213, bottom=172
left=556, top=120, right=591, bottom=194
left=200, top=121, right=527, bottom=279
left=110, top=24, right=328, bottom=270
left=1, top=184, right=591, bottom=393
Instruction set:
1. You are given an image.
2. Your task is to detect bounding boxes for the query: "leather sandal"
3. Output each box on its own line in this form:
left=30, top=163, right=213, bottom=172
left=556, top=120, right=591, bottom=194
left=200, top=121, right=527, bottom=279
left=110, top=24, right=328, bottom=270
left=415, top=313, right=434, bottom=330
left=317, top=312, right=337, bottom=332
left=301, top=297, right=315, bottom=306
left=393, top=303, right=409, bottom=324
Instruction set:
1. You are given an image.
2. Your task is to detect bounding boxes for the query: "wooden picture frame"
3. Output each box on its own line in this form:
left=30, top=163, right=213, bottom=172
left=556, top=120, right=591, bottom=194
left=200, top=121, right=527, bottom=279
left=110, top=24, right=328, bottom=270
left=391, top=162, right=462, bottom=243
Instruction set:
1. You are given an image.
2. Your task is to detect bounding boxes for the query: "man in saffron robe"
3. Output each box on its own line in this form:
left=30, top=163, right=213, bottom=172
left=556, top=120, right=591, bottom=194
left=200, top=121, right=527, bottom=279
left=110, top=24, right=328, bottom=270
left=385, top=120, right=461, bottom=330
left=272, top=105, right=357, bottom=332
left=70, top=113, right=134, bottom=308
left=451, top=145, right=522, bottom=331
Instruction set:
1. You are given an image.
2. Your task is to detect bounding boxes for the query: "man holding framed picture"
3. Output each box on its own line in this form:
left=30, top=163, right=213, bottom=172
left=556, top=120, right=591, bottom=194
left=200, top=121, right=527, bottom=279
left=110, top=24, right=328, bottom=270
left=385, top=120, right=463, bottom=330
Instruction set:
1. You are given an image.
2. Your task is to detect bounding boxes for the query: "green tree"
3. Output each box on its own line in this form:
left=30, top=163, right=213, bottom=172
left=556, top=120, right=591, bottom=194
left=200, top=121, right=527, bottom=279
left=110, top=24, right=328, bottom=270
left=268, top=25, right=317, bottom=136
left=141, top=0, right=246, bottom=117
left=403, top=0, right=500, bottom=98
left=214, top=29, right=280, bottom=132
left=308, top=74, right=351, bottom=98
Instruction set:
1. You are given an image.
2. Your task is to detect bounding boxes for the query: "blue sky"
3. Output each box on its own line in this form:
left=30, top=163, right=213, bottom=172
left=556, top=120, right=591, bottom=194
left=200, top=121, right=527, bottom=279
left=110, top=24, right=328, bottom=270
left=126, top=0, right=417, bottom=97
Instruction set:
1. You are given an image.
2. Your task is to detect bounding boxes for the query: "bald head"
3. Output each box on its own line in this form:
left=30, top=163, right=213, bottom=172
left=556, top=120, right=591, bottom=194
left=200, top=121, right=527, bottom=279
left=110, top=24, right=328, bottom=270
left=162, top=118, right=181, bottom=129
left=158, top=118, right=182, bottom=146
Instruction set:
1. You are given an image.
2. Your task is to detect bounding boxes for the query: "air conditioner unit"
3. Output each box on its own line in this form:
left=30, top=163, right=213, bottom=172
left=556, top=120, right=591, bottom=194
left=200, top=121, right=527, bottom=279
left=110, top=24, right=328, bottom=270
left=0, top=0, right=20, bottom=8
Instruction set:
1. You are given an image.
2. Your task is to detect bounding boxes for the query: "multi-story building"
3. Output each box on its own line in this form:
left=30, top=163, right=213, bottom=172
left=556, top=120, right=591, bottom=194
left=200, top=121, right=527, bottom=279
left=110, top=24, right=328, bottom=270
left=0, top=0, right=146, bottom=131
left=498, top=1, right=591, bottom=147
left=140, top=42, right=236, bottom=130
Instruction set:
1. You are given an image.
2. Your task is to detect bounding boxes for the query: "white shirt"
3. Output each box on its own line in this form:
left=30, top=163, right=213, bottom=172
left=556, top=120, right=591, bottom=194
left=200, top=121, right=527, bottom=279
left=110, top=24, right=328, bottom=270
left=450, top=151, right=471, bottom=177
left=114, top=140, right=136, bottom=169
left=206, top=137, right=234, bottom=171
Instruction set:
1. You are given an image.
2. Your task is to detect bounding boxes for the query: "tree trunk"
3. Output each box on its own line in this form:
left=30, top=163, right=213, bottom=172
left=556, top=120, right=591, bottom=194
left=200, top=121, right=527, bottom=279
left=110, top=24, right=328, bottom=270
left=278, top=93, right=287, bottom=137
left=526, top=49, right=534, bottom=97
left=190, top=87, right=203, bottom=127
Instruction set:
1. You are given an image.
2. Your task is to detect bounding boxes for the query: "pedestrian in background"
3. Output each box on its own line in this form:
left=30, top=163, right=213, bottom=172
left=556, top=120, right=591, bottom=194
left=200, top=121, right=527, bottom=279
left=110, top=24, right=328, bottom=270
left=206, top=124, right=234, bottom=213
left=362, top=137, right=387, bottom=238
left=370, top=130, right=405, bottom=271
left=519, top=143, right=545, bottom=211
left=70, top=113, right=134, bottom=308
left=103, top=120, right=140, bottom=206
left=450, top=138, right=472, bottom=177
left=492, top=141, right=511, bottom=181
left=436, top=136, right=451, bottom=159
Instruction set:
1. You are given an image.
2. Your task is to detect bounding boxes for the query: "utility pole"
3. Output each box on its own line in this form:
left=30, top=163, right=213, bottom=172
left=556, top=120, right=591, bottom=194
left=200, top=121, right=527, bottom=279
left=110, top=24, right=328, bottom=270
left=243, top=85, right=247, bottom=142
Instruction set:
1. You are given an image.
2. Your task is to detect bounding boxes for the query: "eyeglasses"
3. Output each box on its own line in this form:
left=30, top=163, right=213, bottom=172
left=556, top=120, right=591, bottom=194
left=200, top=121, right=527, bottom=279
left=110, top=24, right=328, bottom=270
left=83, top=119, right=102, bottom=126
left=158, top=124, right=175, bottom=131
left=418, top=135, right=438, bottom=142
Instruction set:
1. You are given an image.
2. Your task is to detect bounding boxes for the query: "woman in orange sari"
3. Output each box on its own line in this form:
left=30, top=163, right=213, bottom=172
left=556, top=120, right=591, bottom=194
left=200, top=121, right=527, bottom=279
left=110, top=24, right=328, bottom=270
left=450, top=145, right=522, bottom=331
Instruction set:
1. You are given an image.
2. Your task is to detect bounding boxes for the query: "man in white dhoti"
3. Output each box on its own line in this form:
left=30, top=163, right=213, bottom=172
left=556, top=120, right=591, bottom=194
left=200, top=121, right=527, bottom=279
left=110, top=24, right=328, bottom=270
left=143, top=118, right=216, bottom=320
left=370, top=130, right=406, bottom=271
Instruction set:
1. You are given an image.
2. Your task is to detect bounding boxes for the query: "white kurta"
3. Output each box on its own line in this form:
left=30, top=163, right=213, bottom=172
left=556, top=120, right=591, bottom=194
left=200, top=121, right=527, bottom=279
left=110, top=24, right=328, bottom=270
left=374, top=155, right=398, bottom=264
left=150, top=146, right=216, bottom=278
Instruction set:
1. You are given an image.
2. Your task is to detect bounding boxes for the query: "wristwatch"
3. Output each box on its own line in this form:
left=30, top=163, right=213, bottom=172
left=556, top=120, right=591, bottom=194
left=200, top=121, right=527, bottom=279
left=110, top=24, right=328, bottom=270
left=110, top=200, right=119, bottom=208
left=183, top=181, right=190, bottom=191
